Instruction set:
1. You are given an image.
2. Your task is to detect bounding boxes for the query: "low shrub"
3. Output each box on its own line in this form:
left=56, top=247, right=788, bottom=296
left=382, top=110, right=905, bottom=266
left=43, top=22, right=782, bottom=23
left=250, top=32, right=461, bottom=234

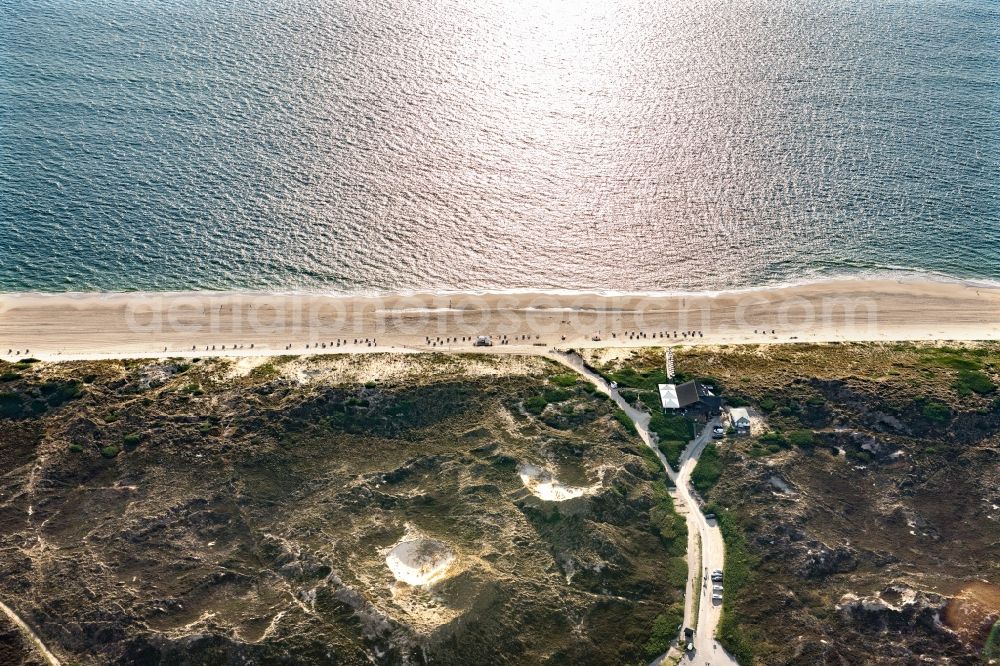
left=614, top=409, right=637, bottom=436
left=636, top=444, right=663, bottom=475
left=40, top=380, right=83, bottom=407
left=788, top=430, right=815, bottom=448
left=604, top=365, right=667, bottom=391
left=984, top=619, right=1000, bottom=663
left=542, top=387, right=572, bottom=404
left=549, top=373, right=578, bottom=388
left=649, top=412, right=692, bottom=442
left=707, top=504, right=757, bottom=665
left=846, top=448, right=873, bottom=464
left=525, top=395, right=548, bottom=415
left=650, top=480, right=686, bottom=555
left=691, top=443, right=722, bottom=494
left=250, top=363, right=278, bottom=379
left=921, top=348, right=982, bottom=371
left=642, top=604, right=685, bottom=660
left=0, top=392, right=23, bottom=418
left=123, top=432, right=143, bottom=448
left=921, top=400, right=951, bottom=423
left=955, top=370, right=996, bottom=395
left=657, top=439, right=686, bottom=469
left=759, top=431, right=788, bottom=448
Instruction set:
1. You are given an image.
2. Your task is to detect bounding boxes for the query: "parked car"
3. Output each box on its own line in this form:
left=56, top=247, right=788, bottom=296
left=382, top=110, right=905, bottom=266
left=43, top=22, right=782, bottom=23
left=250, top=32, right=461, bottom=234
left=474, top=336, right=493, bottom=347
left=683, top=628, right=694, bottom=651
left=711, top=570, right=723, bottom=582
left=712, top=593, right=723, bottom=603
left=712, top=425, right=725, bottom=439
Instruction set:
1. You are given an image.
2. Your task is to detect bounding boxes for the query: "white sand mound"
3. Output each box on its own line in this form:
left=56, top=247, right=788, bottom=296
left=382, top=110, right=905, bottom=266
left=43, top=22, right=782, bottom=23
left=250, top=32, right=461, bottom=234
left=518, top=463, right=602, bottom=501
left=225, top=356, right=272, bottom=379
left=385, top=538, right=455, bottom=586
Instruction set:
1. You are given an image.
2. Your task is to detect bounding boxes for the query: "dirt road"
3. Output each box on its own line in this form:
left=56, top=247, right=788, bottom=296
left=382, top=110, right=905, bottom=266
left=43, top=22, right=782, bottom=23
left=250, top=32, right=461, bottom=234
left=549, top=351, right=737, bottom=665
left=674, top=424, right=738, bottom=665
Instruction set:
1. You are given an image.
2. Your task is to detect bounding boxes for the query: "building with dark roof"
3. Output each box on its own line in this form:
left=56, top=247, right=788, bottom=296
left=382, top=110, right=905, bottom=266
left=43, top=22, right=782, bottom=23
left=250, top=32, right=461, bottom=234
left=658, top=380, right=722, bottom=415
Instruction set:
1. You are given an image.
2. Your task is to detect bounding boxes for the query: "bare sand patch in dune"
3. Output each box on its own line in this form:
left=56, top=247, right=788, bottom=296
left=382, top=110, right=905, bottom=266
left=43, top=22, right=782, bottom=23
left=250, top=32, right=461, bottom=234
left=518, top=463, right=602, bottom=501
left=385, top=538, right=455, bottom=586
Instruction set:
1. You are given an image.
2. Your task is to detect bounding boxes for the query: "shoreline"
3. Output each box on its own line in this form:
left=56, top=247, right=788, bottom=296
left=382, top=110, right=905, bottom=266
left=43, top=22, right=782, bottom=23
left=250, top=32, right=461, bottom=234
left=3, top=269, right=1000, bottom=302
left=3, top=277, right=1000, bottom=362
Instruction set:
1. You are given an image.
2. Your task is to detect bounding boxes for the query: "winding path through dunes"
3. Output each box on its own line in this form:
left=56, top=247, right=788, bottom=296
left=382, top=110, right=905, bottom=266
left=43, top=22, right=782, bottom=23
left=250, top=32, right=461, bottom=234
left=0, top=599, right=62, bottom=666
left=549, top=351, right=738, bottom=666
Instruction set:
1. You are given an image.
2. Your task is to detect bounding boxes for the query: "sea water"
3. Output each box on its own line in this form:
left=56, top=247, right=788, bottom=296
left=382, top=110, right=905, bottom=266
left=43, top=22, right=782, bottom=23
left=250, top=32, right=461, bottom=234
left=1, top=0, right=997, bottom=293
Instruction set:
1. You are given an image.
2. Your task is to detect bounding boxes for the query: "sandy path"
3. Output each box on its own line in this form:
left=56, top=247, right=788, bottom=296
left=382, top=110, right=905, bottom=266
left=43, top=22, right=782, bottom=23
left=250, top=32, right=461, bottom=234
left=674, top=422, right=738, bottom=665
left=549, top=352, right=736, bottom=665
left=0, top=600, right=62, bottom=666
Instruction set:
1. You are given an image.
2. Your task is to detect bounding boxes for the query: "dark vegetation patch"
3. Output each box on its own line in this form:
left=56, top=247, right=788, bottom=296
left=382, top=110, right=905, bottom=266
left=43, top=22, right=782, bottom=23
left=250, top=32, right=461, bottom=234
left=519, top=374, right=609, bottom=432
left=954, top=369, right=997, bottom=396
left=649, top=480, right=687, bottom=559
left=706, top=503, right=758, bottom=665
left=985, top=619, right=1000, bottom=663
left=649, top=412, right=693, bottom=468
left=691, top=443, right=722, bottom=494
left=641, top=604, right=685, bottom=661
left=921, top=399, right=951, bottom=423
left=0, top=392, right=23, bottom=418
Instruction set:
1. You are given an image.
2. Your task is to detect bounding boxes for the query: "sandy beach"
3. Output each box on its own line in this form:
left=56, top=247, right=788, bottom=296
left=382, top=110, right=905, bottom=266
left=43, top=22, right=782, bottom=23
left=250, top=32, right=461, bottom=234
left=2, top=278, right=1000, bottom=361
